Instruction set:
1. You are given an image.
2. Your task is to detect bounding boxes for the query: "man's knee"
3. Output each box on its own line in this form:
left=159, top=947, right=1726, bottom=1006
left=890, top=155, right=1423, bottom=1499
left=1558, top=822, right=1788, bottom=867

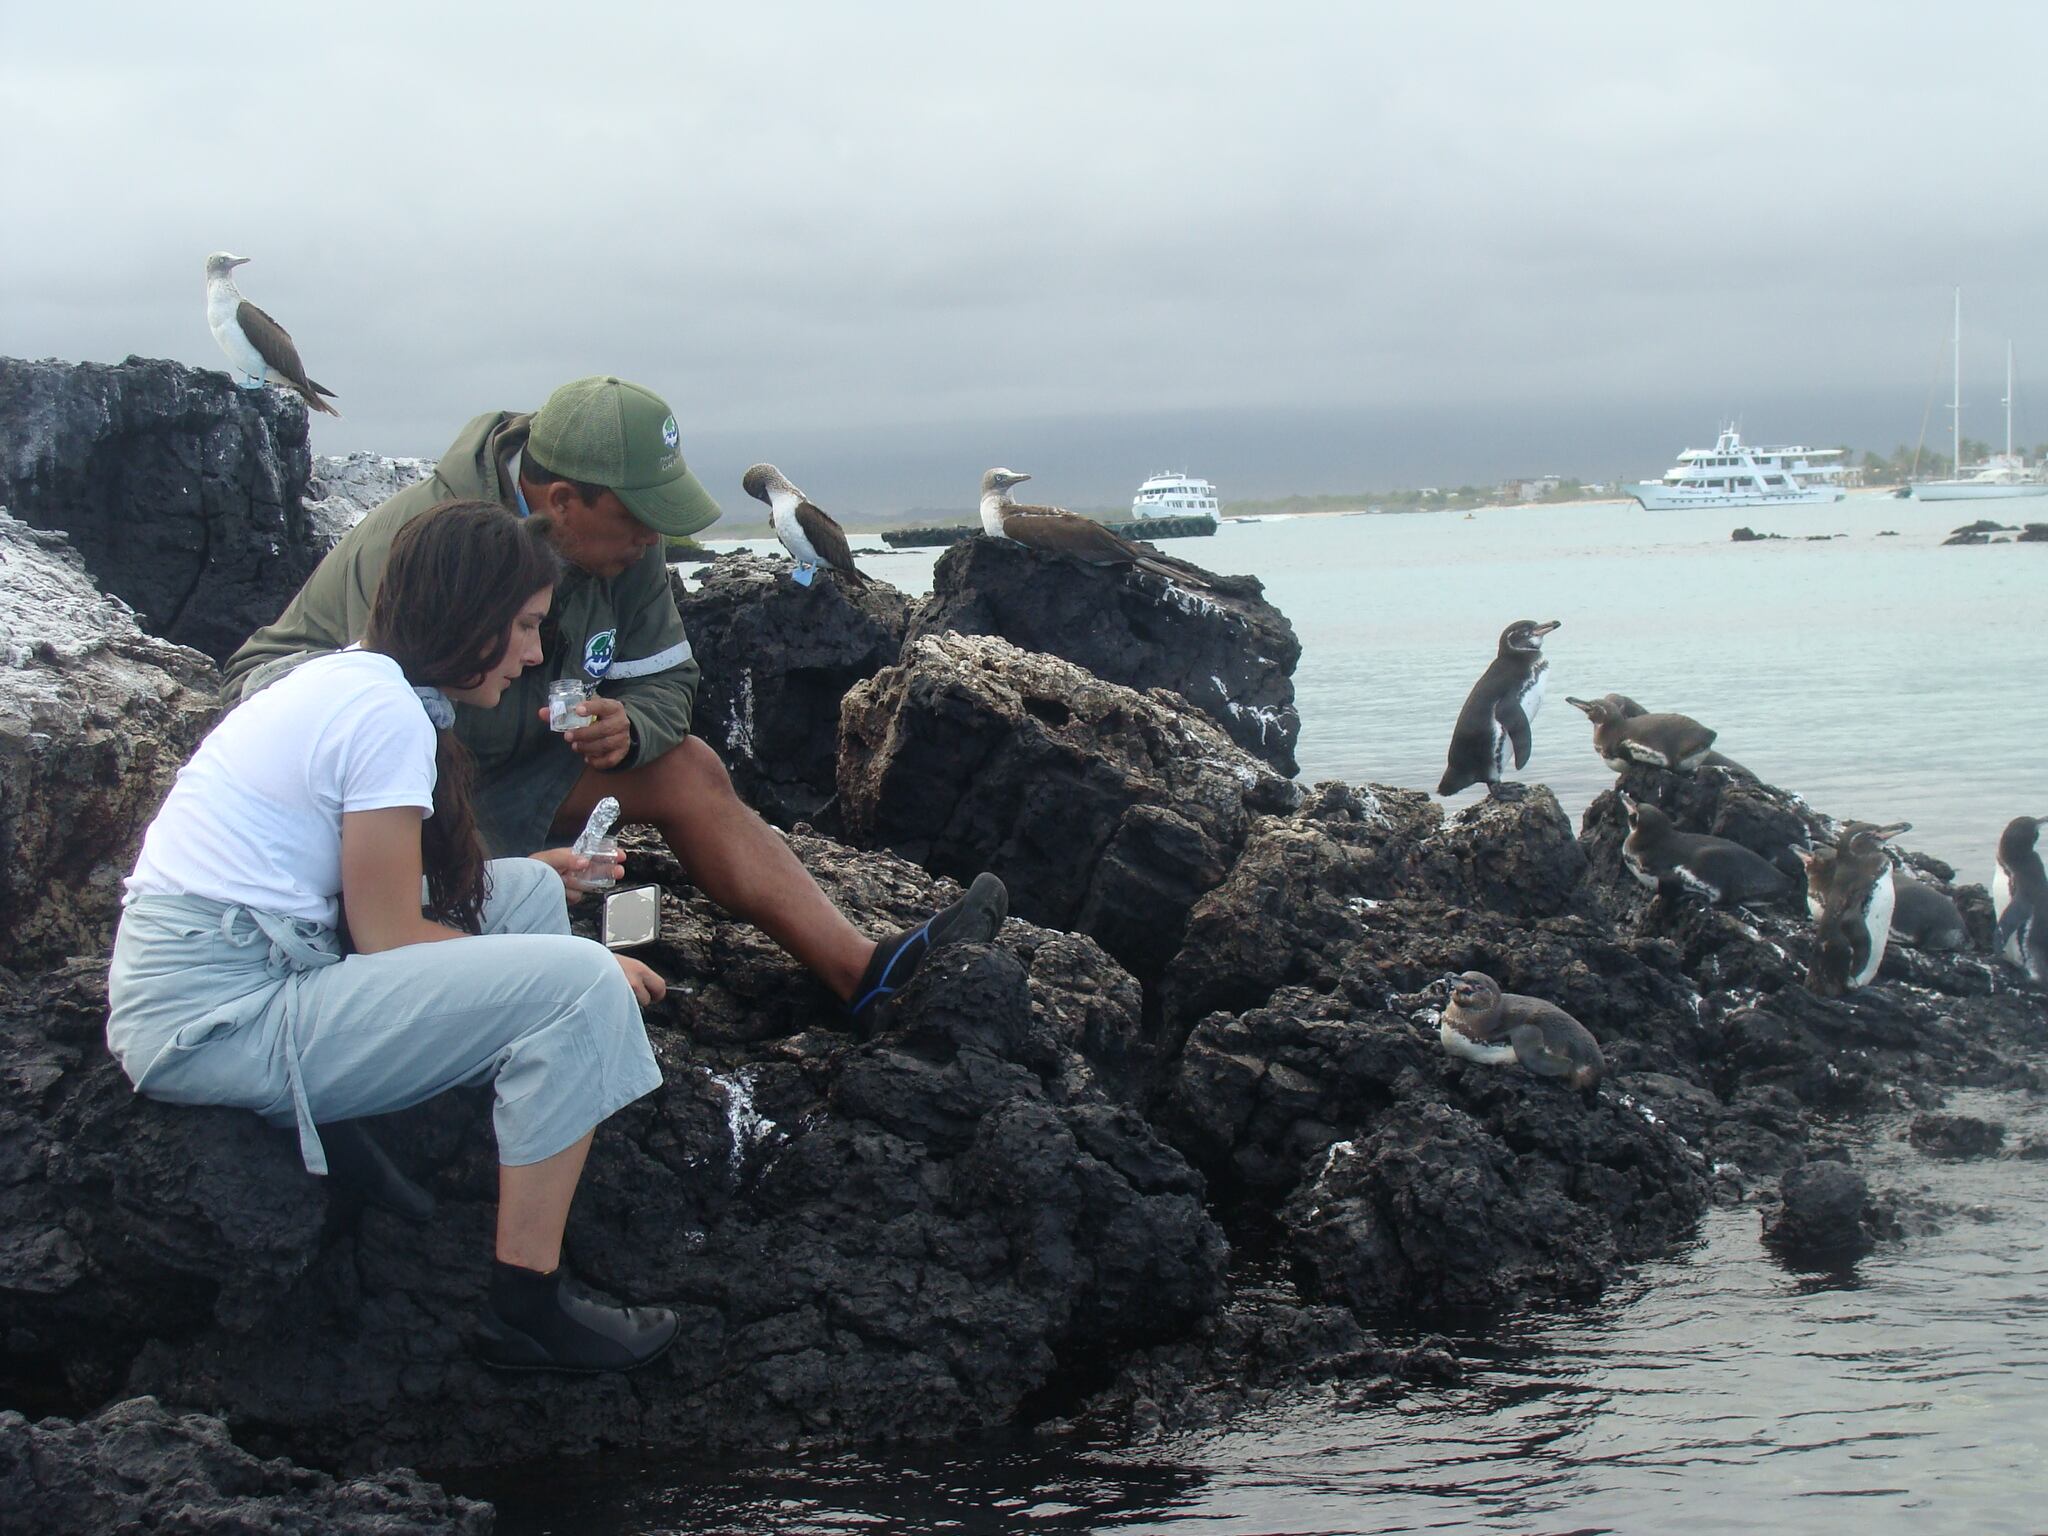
left=644, top=734, right=740, bottom=812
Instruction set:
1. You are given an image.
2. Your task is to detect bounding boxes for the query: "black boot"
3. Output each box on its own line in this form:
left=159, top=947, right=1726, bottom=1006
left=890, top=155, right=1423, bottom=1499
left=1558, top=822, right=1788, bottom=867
left=847, top=871, right=1008, bottom=1033
left=477, top=1261, right=680, bottom=1374
left=318, top=1119, right=437, bottom=1222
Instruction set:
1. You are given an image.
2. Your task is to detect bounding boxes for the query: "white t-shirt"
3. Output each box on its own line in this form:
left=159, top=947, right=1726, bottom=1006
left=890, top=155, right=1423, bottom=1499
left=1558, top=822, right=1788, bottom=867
left=126, top=649, right=438, bottom=928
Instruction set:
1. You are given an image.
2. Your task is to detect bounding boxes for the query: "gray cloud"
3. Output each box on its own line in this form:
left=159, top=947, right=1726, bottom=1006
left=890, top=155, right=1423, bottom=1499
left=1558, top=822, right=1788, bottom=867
left=4, top=1, right=2044, bottom=508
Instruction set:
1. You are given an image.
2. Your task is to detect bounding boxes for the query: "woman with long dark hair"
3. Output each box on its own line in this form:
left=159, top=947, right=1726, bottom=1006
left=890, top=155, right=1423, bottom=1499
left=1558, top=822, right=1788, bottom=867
left=107, top=500, right=676, bottom=1373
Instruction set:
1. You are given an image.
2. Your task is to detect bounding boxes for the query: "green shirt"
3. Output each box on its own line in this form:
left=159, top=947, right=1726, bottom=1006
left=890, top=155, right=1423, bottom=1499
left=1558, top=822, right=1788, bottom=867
left=222, top=411, right=700, bottom=851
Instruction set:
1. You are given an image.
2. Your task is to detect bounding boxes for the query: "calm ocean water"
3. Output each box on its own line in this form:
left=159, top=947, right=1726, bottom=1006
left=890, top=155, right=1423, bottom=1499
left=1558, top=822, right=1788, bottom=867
left=513, top=499, right=2048, bottom=1535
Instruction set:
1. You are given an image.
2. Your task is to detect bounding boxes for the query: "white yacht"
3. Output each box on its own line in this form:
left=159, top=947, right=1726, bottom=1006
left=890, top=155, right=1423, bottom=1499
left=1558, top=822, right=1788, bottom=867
left=1131, top=472, right=1220, bottom=521
left=1911, top=315, right=2046, bottom=501
left=1626, top=429, right=1848, bottom=510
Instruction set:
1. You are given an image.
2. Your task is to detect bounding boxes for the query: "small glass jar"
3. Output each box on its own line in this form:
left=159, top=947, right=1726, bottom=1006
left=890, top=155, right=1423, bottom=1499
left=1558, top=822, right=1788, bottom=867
left=548, top=678, right=595, bottom=732
left=577, top=836, right=620, bottom=890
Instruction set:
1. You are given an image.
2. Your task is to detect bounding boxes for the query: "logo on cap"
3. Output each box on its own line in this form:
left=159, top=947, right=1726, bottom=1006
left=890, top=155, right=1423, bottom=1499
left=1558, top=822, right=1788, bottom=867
left=661, top=416, right=679, bottom=451
left=583, top=629, right=617, bottom=679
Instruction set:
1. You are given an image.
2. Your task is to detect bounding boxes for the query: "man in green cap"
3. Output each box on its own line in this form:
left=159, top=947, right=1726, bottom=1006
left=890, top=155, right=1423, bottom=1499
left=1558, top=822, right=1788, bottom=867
left=224, top=377, right=1006, bottom=1029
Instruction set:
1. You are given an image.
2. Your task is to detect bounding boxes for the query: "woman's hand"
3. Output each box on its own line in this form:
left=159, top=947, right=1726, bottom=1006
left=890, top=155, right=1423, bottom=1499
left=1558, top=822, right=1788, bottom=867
left=616, top=955, right=667, bottom=1006
left=527, top=845, right=625, bottom=903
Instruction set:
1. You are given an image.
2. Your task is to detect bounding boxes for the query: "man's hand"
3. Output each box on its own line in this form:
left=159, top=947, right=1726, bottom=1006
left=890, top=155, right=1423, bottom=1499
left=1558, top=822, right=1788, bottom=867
left=537, top=694, right=633, bottom=771
left=616, top=954, right=667, bottom=1006
left=527, top=846, right=625, bottom=903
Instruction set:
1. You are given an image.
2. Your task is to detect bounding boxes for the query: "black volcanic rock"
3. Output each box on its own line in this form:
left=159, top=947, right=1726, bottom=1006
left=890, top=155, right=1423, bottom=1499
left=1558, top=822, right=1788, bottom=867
left=1, top=837, right=1225, bottom=1471
left=677, top=554, right=912, bottom=831
left=0, top=512, right=222, bottom=970
left=2017, top=523, right=2048, bottom=543
left=837, top=631, right=1301, bottom=985
left=0, top=1397, right=489, bottom=1534
left=0, top=356, right=322, bottom=662
left=909, top=535, right=1303, bottom=774
left=1284, top=1090, right=1706, bottom=1314
left=1762, top=1160, right=1875, bottom=1261
left=1908, top=1112, right=2005, bottom=1159
left=1159, top=781, right=1591, bottom=1035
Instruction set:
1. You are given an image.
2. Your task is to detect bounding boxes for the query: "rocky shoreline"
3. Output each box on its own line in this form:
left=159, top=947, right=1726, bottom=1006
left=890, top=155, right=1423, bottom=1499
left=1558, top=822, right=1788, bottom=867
left=2, top=357, right=2042, bottom=1528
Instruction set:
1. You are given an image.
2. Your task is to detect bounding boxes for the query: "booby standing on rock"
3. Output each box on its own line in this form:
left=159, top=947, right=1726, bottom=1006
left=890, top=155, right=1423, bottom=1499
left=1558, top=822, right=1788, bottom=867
left=979, top=468, right=1209, bottom=588
left=1621, top=793, right=1794, bottom=906
left=1436, top=971, right=1605, bottom=1091
left=741, top=463, right=866, bottom=588
left=1993, top=814, right=2048, bottom=983
left=203, top=253, right=339, bottom=416
left=1437, top=619, right=1560, bottom=798
left=1801, top=821, right=1907, bottom=996
left=1565, top=695, right=1718, bottom=773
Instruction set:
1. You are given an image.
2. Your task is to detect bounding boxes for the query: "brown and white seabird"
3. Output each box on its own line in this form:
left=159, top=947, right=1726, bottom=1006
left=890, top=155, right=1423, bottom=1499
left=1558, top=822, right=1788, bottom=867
left=203, top=252, right=339, bottom=416
left=741, top=463, right=866, bottom=587
left=978, top=468, right=1208, bottom=587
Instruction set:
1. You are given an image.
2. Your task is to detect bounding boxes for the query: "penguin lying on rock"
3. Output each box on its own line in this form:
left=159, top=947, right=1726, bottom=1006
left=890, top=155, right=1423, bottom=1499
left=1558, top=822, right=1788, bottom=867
left=1621, top=793, right=1795, bottom=907
left=1799, top=821, right=1908, bottom=996
left=1438, top=619, right=1560, bottom=799
left=1888, top=871, right=1968, bottom=951
left=1436, top=971, right=1605, bottom=1091
left=1993, top=814, right=2048, bottom=984
left=1583, top=693, right=1750, bottom=775
left=1565, top=694, right=1718, bottom=773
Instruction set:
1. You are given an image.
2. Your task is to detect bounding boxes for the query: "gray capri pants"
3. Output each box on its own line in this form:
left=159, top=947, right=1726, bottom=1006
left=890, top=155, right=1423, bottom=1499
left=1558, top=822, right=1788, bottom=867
left=106, top=858, right=662, bottom=1175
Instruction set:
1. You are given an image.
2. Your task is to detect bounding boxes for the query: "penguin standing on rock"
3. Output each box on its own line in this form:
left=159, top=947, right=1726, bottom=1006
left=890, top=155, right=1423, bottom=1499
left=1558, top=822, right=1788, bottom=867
left=1993, top=815, right=2048, bottom=984
left=1621, top=794, right=1794, bottom=906
left=1801, top=821, right=1908, bottom=996
left=1564, top=695, right=1718, bottom=772
left=1436, top=971, right=1605, bottom=1091
left=1438, top=620, right=1560, bottom=798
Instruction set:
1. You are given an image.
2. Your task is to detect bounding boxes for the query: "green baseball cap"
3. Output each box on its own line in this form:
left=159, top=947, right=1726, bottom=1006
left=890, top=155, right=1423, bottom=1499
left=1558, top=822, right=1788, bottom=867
left=527, top=376, right=723, bottom=537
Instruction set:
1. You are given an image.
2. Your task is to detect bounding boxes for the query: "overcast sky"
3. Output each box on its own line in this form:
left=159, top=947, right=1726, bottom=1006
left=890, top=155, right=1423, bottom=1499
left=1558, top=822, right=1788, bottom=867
left=4, top=1, right=2045, bottom=509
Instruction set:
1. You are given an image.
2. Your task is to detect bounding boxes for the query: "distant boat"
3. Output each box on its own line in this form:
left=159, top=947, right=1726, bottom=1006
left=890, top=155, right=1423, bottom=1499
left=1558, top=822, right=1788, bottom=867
left=1911, top=294, right=2046, bottom=502
left=1626, top=427, right=1848, bottom=510
left=1131, top=471, right=1220, bottom=525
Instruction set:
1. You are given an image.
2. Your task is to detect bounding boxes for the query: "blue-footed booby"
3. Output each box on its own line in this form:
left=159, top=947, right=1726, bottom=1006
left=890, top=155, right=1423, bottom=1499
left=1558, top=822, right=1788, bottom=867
left=979, top=468, right=1210, bottom=587
left=203, top=253, right=339, bottom=416
left=741, top=464, right=866, bottom=587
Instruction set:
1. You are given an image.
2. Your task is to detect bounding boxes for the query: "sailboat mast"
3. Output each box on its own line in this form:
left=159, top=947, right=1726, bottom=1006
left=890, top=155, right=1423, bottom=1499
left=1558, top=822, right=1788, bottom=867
left=2005, top=340, right=2014, bottom=461
left=1952, top=287, right=1962, bottom=474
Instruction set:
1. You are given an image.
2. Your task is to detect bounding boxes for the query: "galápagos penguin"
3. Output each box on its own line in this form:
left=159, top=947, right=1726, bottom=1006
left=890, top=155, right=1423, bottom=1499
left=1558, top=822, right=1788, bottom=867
left=203, top=253, right=338, bottom=415
left=741, top=463, right=867, bottom=587
left=1437, top=619, right=1560, bottom=798
left=1888, top=873, right=1967, bottom=951
left=978, top=468, right=1210, bottom=588
left=1436, top=971, right=1605, bottom=1091
left=1621, top=793, right=1794, bottom=907
left=1565, top=694, right=1718, bottom=772
left=1993, top=814, right=2048, bottom=984
left=1586, top=692, right=1750, bottom=774
left=1800, top=821, right=1907, bottom=996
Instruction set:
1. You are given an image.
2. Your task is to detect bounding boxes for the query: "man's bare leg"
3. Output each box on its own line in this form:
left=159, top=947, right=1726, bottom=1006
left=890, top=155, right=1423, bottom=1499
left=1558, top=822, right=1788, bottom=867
left=550, top=735, right=876, bottom=1000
